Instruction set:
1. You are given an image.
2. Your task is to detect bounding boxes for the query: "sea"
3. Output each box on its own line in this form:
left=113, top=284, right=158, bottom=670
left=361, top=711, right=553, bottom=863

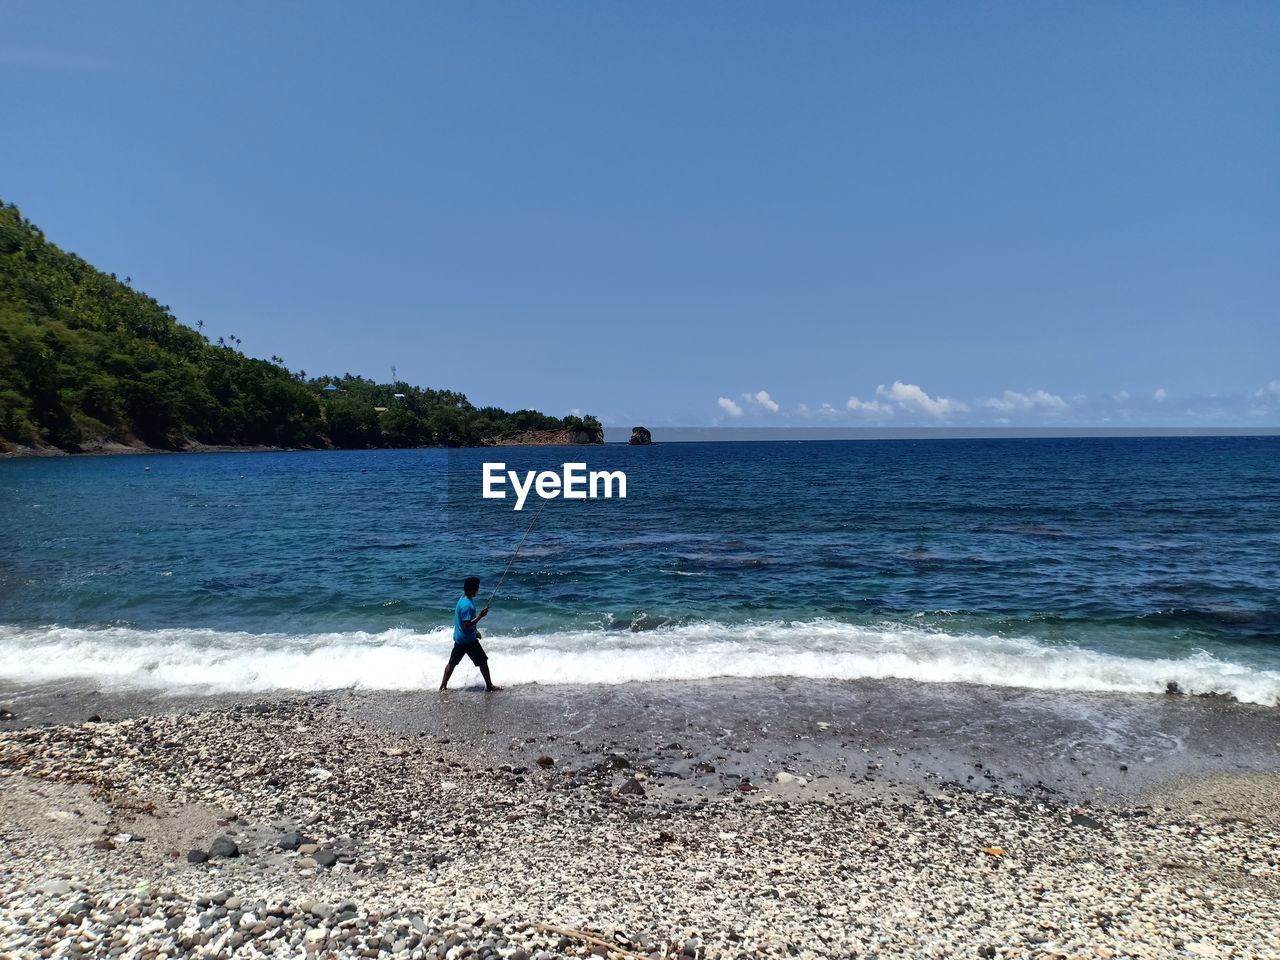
left=2, top=437, right=1278, bottom=705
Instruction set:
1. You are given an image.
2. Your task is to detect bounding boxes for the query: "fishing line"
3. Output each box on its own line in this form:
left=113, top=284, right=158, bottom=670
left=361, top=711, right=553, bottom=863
left=486, top=498, right=549, bottom=609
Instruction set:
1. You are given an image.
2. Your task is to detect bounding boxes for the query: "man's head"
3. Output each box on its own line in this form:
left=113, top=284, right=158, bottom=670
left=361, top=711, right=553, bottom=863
left=463, top=576, right=481, bottom=598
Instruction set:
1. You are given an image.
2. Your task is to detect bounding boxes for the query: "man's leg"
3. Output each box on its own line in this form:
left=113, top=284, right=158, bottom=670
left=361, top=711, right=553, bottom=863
left=470, top=643, right=502, bottom=692
left=440, top=646, right=464, bottom=690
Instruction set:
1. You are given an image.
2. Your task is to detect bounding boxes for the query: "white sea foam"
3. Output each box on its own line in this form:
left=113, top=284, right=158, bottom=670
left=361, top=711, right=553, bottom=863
left=0, top=620, right=1277, bottom=705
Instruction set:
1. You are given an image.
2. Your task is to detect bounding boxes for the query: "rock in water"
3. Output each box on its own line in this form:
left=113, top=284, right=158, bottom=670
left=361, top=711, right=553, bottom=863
left=0, top=708, right=15, bottom=721
left=209, top=836, right=240, bottom=858
left=1070, top=811, right=1104, bottom=830
left=618, top=777, right=646, bottom=797
left=628, top=426, right=653, bottom=445
left=314, top=850, right=339, bottom=868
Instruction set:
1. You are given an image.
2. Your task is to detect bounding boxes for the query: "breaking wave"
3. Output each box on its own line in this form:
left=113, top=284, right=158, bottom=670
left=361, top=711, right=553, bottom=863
left=2, top=619, right=1278, bottom=705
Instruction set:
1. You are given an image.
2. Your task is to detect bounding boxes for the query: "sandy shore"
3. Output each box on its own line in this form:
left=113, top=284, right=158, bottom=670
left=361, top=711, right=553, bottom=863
left=2, top=681, right=1278, bottom=958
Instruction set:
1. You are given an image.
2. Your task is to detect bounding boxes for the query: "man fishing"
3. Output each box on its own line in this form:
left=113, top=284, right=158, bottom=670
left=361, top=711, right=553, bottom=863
left=441, top=576, right=501, bottom=691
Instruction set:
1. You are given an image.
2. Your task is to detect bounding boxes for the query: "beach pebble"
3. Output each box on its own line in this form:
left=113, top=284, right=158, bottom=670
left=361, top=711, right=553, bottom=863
left=1186, top=943, right=1223, bottom=958
left=209, top=836, right=240, bottom=858
left=308, top=902, right=333, bottom=920
left=2, top=692, right=1277, bottom=960
left=278, top=831, right=306, bottom=851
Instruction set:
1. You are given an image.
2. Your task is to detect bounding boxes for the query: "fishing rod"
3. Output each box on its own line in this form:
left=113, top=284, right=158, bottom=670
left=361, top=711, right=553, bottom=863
left=485, top=497, right=549, bottom=611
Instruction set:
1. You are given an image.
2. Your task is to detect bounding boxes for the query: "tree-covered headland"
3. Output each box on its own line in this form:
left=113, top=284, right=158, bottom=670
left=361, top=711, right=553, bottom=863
left=0, top=201, right=599, bottom=451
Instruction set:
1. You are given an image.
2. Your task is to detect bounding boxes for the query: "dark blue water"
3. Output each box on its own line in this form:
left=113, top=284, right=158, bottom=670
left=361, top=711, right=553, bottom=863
left=2, top=438, right=1278, bottom=702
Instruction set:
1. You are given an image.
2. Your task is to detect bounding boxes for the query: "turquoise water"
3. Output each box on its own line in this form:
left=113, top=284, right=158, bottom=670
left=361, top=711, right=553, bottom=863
left=2, top=437, right=1278, bottom=702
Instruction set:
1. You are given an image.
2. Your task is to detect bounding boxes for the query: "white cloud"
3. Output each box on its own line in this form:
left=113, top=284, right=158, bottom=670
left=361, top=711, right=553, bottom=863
left=717, top=396, right=743, bottom=417
left=1153, top=388, right=1167, bottom=402
left=1114, top=390, right=1131, bottom=402
left=743, top=389, right=780, bottom=413
left=1255, top=380, right=1280, bottom=399
left=875, top=381, right=968, bottom=417
left=800, top=401, right=842, bottom=417
left=846, top=396, right=894, bottom=416
left=982, top=389, right=1069, bottom=414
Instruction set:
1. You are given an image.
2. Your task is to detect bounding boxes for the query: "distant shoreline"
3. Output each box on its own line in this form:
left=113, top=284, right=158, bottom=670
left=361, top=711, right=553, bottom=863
left=5, top=426, right=1278, bottom=458
left=0, top=438, right=605, bottom=460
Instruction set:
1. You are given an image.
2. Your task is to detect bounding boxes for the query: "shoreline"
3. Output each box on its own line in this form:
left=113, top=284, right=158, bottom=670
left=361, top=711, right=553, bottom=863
left=0, top=440, right=294, bottom=459
left=1, top=682, right=1277, bottom=957
left=6, top=430, right=1280, bottom=459
left=0, top=440, right=612, bottom=460
left=5, top=677, right=1279, bottom=805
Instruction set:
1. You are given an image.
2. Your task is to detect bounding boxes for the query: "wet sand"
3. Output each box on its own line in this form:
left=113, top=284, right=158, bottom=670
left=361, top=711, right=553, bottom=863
left=6, top=677, right=1279, bottom=804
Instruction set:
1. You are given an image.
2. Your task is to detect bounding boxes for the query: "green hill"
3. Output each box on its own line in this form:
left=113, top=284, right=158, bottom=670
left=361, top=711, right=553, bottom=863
left=0, top=201, right=597, bottom=453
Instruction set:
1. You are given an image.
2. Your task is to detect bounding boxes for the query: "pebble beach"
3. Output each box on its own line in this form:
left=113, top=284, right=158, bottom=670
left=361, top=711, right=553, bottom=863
left=2, top=684, right=1278, bottom=960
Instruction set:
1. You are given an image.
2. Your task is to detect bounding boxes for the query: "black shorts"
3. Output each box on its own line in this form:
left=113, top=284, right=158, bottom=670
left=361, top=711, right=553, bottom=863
left=447, top=640, right=488, bottom=668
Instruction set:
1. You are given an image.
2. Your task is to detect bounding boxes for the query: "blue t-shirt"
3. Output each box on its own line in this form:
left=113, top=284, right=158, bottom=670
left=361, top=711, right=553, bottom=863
left=453, top=595, right=478, bottom=643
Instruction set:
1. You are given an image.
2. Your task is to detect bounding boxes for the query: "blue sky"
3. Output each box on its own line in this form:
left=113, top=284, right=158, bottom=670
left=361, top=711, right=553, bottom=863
left=3, top=2, right=1277, bottom=427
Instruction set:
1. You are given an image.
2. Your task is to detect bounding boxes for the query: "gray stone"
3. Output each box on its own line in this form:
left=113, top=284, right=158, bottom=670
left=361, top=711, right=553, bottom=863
left=209, top=836, right=240, bottom=858
left=278, top=831, right=305, bottom=851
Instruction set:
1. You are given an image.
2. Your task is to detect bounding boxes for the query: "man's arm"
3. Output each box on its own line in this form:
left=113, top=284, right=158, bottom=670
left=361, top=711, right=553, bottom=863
left=462, top=606, right=489, bottom=629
